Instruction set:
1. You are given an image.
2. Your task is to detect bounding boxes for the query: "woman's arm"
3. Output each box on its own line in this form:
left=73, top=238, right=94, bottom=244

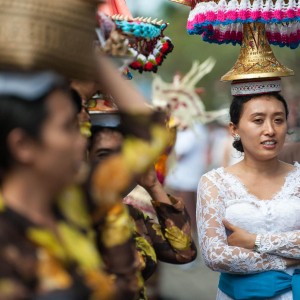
left=222, top=220, right=300, bottom=259
left=137, top=166, right=197, bottom=264
left=197, top=175, right=287, bottom=274
left=96, top=55, right=151, bottom=114
left=259, top=232, right=300, bottom=258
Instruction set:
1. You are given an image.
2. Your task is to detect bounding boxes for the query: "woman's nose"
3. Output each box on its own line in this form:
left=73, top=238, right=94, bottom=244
left=263, top=121, right=275, bottom=136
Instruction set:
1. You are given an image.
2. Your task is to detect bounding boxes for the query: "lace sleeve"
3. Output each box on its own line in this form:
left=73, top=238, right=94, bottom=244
left=258, top=232, right=300, bottom=258
left=197, top=175, right=286, bottom=274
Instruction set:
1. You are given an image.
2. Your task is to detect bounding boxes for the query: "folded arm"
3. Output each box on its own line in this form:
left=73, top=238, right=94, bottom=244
left=256, top=232, right=300, bottom=258
left=222, top=214, right=300, bottom=259
left=197, top=175, right=287, bottom=274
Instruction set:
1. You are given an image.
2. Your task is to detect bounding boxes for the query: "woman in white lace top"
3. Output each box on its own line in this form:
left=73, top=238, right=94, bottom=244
left=197, top=92, right=300, bottom=300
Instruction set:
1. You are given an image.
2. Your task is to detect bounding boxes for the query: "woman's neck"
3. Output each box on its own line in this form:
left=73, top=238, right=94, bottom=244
left=240, top=153, right=281, bottom=176
left=1, top=169, right=56, bottom=226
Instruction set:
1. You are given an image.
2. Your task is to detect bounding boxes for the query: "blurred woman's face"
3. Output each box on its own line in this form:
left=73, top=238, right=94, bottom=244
left=233, top=96, right=287, bottom=161
left=33, top=90, right=86, bottom=190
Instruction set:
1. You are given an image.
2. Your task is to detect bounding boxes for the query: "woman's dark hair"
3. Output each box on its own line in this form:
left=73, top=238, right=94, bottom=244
left=0, top=86, right=79, bottom=175
left=230, top=92, right=289, bottom=152
left=0, top=95, right=48, bottom=174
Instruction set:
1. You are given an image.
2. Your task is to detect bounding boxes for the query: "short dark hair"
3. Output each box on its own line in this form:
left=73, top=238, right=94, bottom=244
left=230, top=92, right=289, bottom=152
left=89, top=126, right=123, bottom=151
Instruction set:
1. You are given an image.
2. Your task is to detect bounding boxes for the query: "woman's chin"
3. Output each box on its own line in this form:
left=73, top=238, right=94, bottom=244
left=248, top=149, right=279, bottom=161
left=257, top=152, right=279, bottom=161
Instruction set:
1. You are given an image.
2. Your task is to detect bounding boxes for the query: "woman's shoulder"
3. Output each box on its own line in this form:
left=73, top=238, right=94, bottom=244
left=280, top=161, right=300, bottom=178
left=202, top=167, right=223, bottom=178
left=283, top=161, right=300, bottom=183
left=200, top=167, right=224, bottom=186
left=292, top=161, right=300, bottom=169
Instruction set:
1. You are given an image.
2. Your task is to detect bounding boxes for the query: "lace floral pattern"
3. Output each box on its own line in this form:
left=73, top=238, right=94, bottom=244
left=197, top=162, right=300, bottom=300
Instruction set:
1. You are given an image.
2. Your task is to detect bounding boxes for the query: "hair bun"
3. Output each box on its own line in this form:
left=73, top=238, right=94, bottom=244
left=233, top=140, right=244, bottom=152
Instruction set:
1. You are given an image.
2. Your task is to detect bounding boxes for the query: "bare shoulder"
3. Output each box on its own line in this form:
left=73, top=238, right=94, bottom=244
left=279, top=161, right=297, bottom=175
left=201, top=167, right=223, bottom=182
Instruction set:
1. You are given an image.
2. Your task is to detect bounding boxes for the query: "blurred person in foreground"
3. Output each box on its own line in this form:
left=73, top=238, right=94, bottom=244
left=0, top=51, right=177, bottom=300
left=87, top=95, right=197, bottom=300
left=0, top=71, right=138, bottom=300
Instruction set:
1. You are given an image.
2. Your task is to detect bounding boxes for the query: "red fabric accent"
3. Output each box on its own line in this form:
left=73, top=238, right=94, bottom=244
left=155, top=57, right=162, bottom=64
left=130, top=61, right=141, bottom=68
left=98, top=0, right=132, bottom=18
left=144, top=62, right=154, bottom=70
left=156, top=171, right=165, bottom=185
left=161, top=42, right=169, bottom=53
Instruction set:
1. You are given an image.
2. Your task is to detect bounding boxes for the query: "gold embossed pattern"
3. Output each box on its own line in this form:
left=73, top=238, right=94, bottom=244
left=221, top=22, right=294, bottom=81
left=167, top=0, right=192, bottom=6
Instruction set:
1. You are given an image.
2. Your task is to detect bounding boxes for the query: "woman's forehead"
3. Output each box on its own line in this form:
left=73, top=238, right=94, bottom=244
left=46, top=90, right=76, bottom=120
left=242, top=96, right=285, bottom=115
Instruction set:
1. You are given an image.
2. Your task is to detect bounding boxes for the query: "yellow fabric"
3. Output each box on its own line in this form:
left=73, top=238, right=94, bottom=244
left=27, top=228, right=68, bottom=263
left=0, top=279, right=19, bottom=297
left=37, top=249, right=73, bottom=291
left=101, top=204, right=132, bottom=248
left=0, top=193, right=4, bottom=212
left=57, top=186, right=92, bottom=230
left=79, top=122, right=92, bottom=138
left=123, top=125, right=171, bottom=174
left=152, top=224, right=166, bottom=241
left=164, top=226, right=191, bottom=251
left=85, top=270, right=115, bottom=300
left=58, top=222, right=103, bottom=271
left=28, top=221, right=103, bottom=272
left=135, top=237, right=157, bottom=263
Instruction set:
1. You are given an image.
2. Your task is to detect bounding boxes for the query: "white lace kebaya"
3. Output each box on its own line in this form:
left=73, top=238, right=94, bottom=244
left=197, top=162, right=300, bottom=300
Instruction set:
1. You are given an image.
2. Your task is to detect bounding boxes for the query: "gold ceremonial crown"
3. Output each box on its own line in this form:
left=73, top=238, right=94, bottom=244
left=221, top=23, right=294, bottom=81
left=0, top=0, right=99, bottom=80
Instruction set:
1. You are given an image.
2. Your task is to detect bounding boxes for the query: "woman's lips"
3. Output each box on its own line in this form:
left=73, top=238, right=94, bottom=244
left=262, top=144, right=276, bottom=149
left=261, top=140, right=277, bottom=149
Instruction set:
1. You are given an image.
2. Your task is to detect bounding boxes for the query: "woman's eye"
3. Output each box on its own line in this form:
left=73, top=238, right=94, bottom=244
left=254, top=119, right=263, bottom=123
left=275, top=118, right=284, bottom=123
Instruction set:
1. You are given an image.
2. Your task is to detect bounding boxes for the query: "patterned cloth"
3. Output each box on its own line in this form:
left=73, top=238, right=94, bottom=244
left=0, top=187, right=138, bottom=300
left=0, top=112, right=172, bottom=300
left=127, top=195, right=197, bottom=299
left=168, top=0, right=300, bottom=49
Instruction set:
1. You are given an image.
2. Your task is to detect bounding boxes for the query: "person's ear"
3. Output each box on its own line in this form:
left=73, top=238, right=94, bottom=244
left=7, top=128, right=37, bottom=166
left=229, top=122, right=238, bottom=138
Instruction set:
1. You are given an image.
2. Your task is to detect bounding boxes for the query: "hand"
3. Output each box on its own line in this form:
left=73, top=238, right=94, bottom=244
left=284, top=258, right=300, bottom=267
left=223, top=219, right=256, bottom=250
left=71, top=80, right=102, bottom=101
left=137, top=165, right=172, bottom=205
left=136, top=165, right=159, bottom=192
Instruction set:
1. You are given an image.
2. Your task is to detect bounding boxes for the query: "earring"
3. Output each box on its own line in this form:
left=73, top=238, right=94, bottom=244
left=234, top=134, right=241, bottom=141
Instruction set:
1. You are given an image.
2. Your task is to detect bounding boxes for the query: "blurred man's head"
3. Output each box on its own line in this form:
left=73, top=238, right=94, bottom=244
left=89, top=126, right=123, bottom=162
